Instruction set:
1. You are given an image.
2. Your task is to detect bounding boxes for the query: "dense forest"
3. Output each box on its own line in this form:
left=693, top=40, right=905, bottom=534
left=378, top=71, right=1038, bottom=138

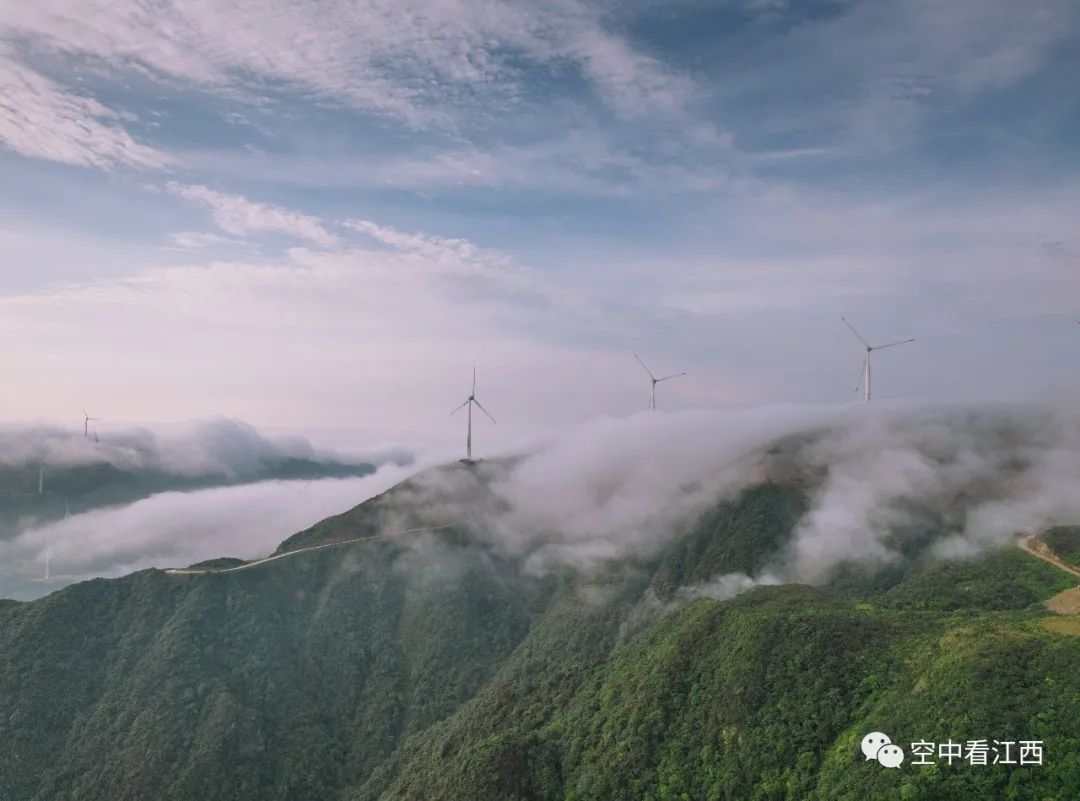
left=1, top=467, right=1078, bottom=800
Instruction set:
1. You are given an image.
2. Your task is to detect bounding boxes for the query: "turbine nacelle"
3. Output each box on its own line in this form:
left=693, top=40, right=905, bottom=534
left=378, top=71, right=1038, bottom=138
left=82, top=408, right=101, bottom=438
left=635, top=354, right=686, bottom=411
left=841, top=316, right=915, bottom=403
left=451, top=366, right=496, bottom=462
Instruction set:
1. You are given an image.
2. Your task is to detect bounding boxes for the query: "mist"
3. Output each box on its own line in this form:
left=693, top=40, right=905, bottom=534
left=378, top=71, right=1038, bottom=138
left=0, top=417, right=401, bottom=477
left=398, top=402, right=1080, bottom=590
left=0, top=462, right=417, bottom=600
left=7, top=402, right=1080, bottom=603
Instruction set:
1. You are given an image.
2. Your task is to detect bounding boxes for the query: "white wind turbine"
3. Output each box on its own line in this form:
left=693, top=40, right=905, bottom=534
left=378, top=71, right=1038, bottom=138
left=451, top=367, right=495, bottom=463
left=841, top=316, right=915, bottom=403
left=41, top=501, right=71, bottom=584
left=635, top=354, right=686, bottom=411
left=82, top=409, right=100, bottom=439
left=39, top=466, right=49, bottom=581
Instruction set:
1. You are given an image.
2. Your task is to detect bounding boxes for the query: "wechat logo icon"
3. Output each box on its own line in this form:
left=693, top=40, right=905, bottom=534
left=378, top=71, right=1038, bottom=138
left=861, top=732, right=905, bottom=768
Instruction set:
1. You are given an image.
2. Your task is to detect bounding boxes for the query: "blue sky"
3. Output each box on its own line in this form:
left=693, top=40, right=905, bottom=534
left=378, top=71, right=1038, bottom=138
left=1, top=0, right=1079, bottom=450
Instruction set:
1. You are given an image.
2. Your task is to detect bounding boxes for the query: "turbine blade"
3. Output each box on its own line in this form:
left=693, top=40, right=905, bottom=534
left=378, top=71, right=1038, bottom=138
left=634, top=353, right=656, bottom=380
left=854, top=357, right=866, bottom=394
left=656, top=372, right=687, bottom=383
left=473, top=398, right=496, bottom=424
left=840, top=315, right=871, bottom=348
left=872, top=338, right=915, bottom=351
left=450, top=399, right=469, bottom=415
left=472, top=365, right=477, bottom=395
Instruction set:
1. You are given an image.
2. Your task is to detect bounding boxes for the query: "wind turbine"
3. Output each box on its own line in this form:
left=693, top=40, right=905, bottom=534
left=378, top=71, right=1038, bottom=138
left=841, top=316, right=915, bottom=403
left=635, top=354, right=686, bottom=411
left=82, top=409, right=100, bottom=439
left=451, top=367, right=495, bottom=463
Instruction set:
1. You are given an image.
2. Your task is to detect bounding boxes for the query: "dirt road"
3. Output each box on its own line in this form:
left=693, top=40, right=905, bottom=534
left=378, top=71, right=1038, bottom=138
left=1018, top=533, right=1080, bottom=581
left=165, top=521, right=464, bottom=576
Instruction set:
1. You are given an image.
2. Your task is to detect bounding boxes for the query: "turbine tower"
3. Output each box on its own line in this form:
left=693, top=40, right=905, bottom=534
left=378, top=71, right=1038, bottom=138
left=37, top=465, right=49, bottom=580
left=44, top=502, right=72, bottom=583
left=82, top=409, right=100, bottom=439
left=841, top=316, right=915, bottom=403
left=634, top=354, right=686, bottom=411
left=451, top=367, right=495, bottom=462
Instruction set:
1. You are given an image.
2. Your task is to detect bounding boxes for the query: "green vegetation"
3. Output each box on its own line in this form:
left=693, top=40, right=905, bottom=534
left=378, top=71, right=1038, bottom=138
left=2, top=477, right=1079, bottom=800
left=185, top=557, right=249, bottom=570
left=877, top=548, right=1077, bottom=611
left=1041, top=527, right=1080, bottom=569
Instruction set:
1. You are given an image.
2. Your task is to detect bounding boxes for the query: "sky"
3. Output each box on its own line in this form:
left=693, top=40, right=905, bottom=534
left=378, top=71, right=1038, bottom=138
left=2, top=0, right=1079, bottom=454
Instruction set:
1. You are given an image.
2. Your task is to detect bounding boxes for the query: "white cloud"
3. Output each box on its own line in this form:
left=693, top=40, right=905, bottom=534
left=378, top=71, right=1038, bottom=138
left=0, top=53, right=168, bottom=169
left=166, top=182, right=339, bottom=247
left=165, top=231, right=237, bottom=249
left=343, top=218, right=511, bottom=275
left=734, top=0, right=1079, bottom=155
left=182, top=128, right=737, bottom=197
left=1, top=466, right=417, bottom=598
left=0, top=212, right=705, bottom=445
left=0, top=0, right=688, bottom=127
left=565, top=25, right=690, bottom=117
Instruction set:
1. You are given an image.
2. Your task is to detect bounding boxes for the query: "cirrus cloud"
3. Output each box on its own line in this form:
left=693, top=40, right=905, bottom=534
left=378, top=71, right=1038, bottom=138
left=0, top=52, right=168, bottom=169
left=166, top=182, right=339, bottom=247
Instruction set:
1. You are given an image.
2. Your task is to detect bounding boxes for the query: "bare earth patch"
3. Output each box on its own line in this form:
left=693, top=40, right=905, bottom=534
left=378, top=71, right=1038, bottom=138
left=1045, top=586, right=1080, bottom=615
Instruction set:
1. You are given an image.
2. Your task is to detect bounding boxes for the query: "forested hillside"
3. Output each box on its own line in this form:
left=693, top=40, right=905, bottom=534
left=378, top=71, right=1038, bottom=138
left=2, top=465, right=1078, bottom=801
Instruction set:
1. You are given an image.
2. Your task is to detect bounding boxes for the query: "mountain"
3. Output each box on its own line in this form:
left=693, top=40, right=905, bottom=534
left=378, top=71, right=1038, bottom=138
left=1, top=453, right=1079, bottom=800
left=0, top=420, right=386, bottom=599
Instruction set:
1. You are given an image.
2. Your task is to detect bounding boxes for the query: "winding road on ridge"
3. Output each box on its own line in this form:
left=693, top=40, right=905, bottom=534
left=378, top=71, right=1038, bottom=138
left=1018, top=533, right=1080, bottom=581
left=164, top=521, right=465, bottom=576
left=167, top=527, right=1079, bottom=583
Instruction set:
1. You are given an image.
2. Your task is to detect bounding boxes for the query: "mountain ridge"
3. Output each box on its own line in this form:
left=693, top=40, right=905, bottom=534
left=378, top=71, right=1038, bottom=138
left=2, top=452, right=1079, bottom=800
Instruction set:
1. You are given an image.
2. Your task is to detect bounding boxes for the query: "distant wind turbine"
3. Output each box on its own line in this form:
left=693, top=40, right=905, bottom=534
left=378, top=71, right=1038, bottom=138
left=35, top=498, right=72, bottom=585
left=82, top=409, right=100, bottom=439
left=451, top=367, right=495, bottom=463
left=635, top=354, right=686, bottom=411
left=841, top=316, right=915, bottom=403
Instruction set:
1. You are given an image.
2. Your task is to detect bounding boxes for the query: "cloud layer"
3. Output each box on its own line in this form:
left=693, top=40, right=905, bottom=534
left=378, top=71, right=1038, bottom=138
left=0, top=466, right=415, bottom=600
left=0, top=417, right=368, bottom=476
left=0, top=0, right=688, bottom=170
left=1, top=1, right=1078, bottom=466
left=396, top=403, right=1080, bottom=590
left=167, top=183, right=339, bottom=247
left=0, top=51, right=168, bottom=169
left=7, top=403, right=1080, bottom=606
